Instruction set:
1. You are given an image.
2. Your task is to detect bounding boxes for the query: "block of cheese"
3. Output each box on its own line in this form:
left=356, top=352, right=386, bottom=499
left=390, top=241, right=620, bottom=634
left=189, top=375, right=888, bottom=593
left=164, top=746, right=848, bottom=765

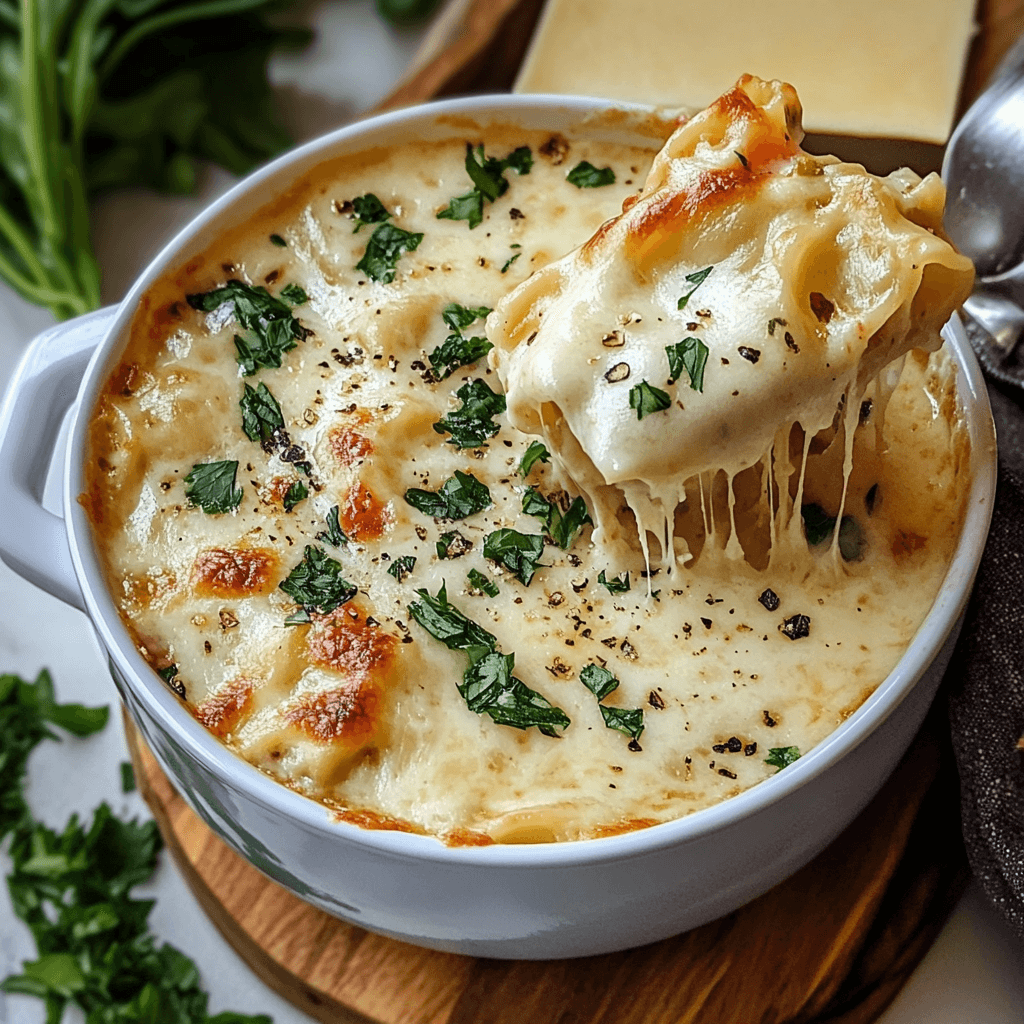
left=514, top=0, right=977, bottom=143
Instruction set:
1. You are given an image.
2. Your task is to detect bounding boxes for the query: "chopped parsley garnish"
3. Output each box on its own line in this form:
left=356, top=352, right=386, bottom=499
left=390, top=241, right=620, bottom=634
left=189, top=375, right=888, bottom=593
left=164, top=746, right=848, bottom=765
left=351, top=193, right=391, bottom=232
left=279, top=283, right=308, bottom=306
left=768, top=317, right=788, bottom=336
left=566, top=161, right=615, bottom=188
left=428, top=303, right=494, bottom=378
left=120, top=761, right=136, bottom=793
left=519, top=440, right=550, bottom=477
left=598, top=570, right=630, bottom=594
left=436, top=143, right=532, bottom=229
left=765, top=746, right=801, bottom=771
left=355, top=222, right=424, bottom=283
left=184, top=460, right=242, bottom=514
left=240, top=381, right=284, bottom=443
left=676, top=266, right=713, bottom=310
left=316, top=505, right=348, bottom=547
left=483, top=529, right=545, bottom=585
left=501, top=249, right=522, bottom=273
left=270, top=233, right=287, bottom=246
left=387, top=555, right=417, bottom=582
left=283, top=479, right=308, bottom=512
left=404, top=470, right=492, bottom=519
left=579, top=664, right=645, bottom=743
left=157, top=664, right=179, bottom=683
left=187, top=279, right=309, bottom=377
left=433, top=377, right=506, bottom=448
left=579, top=663, right=619, bottom=701
left=467, top=568, right=499, bottom=596
left=408, top=584, right=569, bottom=736
left=628, top=380, right=672, bottom=420
left=436, top=530, right=472, bottom=559
left=521, top=488, right=592, bottom=549
left=666, top=337, right=709, bottom=392
left=279, top=545, right=357, bottom=616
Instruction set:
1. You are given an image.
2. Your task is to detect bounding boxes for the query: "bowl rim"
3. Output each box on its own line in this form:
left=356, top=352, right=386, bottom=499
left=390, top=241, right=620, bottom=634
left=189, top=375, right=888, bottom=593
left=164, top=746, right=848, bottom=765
left=64, top=91, right=997, bottom=869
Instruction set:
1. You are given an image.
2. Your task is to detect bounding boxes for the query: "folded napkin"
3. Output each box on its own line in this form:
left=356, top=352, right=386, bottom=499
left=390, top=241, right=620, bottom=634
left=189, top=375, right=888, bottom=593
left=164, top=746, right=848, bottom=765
left=948, top=330, right=1024, bottom=940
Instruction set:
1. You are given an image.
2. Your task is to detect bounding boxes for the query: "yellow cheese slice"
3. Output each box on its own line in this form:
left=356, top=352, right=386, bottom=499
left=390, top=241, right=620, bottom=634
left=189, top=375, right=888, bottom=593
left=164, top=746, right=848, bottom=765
left=514, top=0, right=976, bottom=143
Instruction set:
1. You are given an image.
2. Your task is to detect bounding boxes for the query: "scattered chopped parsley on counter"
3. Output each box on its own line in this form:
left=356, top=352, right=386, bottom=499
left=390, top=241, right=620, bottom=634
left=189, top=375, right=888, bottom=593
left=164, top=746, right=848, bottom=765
left=437, top=143, right=532, bottom=229
left=279, top=545, right=357, bottom=616
left=598, top=570, right=631, bottom=594
left=408, top=584, right=569, bottom=736
left=522, top=489, right=592, bottom=549
left=466, top=568, right=499, bottom=597
left=316, top=506, right=349, bottom=547
left=676, top=266, right=713, bottom=310
left=579, top=664, right=645, bottom=744
left=351, top=193, right=391, bottom=231
left=283, top=479, right=308, bottom=512
left=184, top=460, right=242, bottom=514
left=240, top=381, right=284, bottom=443
left=428, top=303, right=494, bottom=378
left=355, top=222, right=423, bottom=283
left=765, top=746, right=801, bottom=771
left=404, top=470, right=492, bottom=519
left=629, top=380, right=672, bottom=420
left=519, top=440, right=550, bottom=477
left=666, top=337, right=709, bottom=392
left=433, top=378, right=506, bottom=448
left=387, top=555, right=417, bottom=581
left=483, top=529, right=545, bottom=585
left=0, top=669, right=271, bottom=1023
left=566, top=161, right=615, bottom=188
left=188, top=280, right=309, bottom=377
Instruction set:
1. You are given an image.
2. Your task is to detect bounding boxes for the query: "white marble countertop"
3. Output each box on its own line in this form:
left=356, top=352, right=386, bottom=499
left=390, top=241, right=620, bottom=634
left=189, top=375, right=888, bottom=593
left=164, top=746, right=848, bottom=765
left=1, top=3, right=1022, bottom=1021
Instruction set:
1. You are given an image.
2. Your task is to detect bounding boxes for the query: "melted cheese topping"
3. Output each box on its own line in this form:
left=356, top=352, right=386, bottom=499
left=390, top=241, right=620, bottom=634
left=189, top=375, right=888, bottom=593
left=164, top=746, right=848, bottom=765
left=84, top=87, right=971, bottom=845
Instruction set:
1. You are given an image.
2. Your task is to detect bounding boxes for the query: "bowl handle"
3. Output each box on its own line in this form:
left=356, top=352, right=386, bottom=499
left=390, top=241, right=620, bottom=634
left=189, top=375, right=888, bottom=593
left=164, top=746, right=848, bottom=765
left=0, top=306, right=117, bottom=611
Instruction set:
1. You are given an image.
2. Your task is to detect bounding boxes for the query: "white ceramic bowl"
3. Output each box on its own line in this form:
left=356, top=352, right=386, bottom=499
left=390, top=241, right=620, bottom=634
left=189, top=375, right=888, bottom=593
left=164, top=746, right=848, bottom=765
left=0, top=94, right=997, bottom=959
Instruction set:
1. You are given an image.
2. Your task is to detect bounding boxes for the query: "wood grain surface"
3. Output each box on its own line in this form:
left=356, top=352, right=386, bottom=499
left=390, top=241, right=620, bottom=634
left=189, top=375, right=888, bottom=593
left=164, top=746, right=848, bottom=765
left=125, top=711, right=968, bottom=1024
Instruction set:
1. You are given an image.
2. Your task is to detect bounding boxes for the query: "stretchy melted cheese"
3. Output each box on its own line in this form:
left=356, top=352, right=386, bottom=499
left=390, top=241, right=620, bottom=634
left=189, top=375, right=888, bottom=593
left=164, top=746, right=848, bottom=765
left=84, top=80, right=972, bottom=844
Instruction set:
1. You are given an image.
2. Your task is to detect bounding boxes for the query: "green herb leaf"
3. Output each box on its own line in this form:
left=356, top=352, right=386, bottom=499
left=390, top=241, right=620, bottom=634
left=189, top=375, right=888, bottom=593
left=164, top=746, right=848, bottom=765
left=768, top=317, right=787, bottom=336
left=408, top=582, right=497, bottom=653
left=270, top=233, right=287, bottom=247
left=501, top=252, right=522, bottom=274
left=279, top=545, right=357, bottom=616
left=283, top=479, right=308, bottom=512
left=522, top=489, right=591, bottom=549
left=629, top=380, right=672, bottom=420
left=355, top=222, right=424, bottom=283
left=579, top=663, right=619, bottom=701
left=436, top=190, right=484, bottom=229
left=387, top=555, right=417, bottom=582
left=436, top=144, right=532, bottom=229
left=466, top=568, right=499, bottom=597
left=765, top=746, right=801, bottom=771
left=666, top=337, right=709, bottom=392
left=442, top=302, right=492, bottom=332
left=459, top=650, right=570, bottom=737
left=519, top=441, right=550, bottom=477
left=436, top=530, right=472, bottom=559
left=432, top=378, right=506, bottom=448
left=240, top=381, right=284, bottom=443
left=676, top=266, right=713, bottom=310
left=483, top=529, right=545, bottom=585
left=279, top=283, right=308, bottom=306
left=404, top=470, right=492, bottom=519
left=316, top=506, right=349, bottom=547
left=184, top=461, right=242, bottom=514
left=428, top=333, right=493, bottom=379
left=597, top=570, right=630, bottom=594
left=566, top=161, right=615, bottom=187
left=351, top=193, right=391, bottom=232
left=600, top=705, right=645, bottom=741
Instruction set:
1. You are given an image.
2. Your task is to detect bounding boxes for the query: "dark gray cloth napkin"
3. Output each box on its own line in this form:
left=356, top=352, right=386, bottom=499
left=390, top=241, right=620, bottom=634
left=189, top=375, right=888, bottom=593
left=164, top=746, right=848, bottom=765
left=948, top=377, right=1024, bottom=940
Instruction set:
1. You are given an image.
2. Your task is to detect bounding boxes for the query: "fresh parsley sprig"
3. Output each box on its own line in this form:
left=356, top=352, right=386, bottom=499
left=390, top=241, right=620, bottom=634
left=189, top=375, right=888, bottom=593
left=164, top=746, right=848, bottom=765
left=279, top=545, right=357, bottom=617
left=351, top=193, right=391, bottom=232
left=436, top=143, right=532, bottom=229
left=428, top=303, right=493, bottom=379
left=433, top=378, right=506, bottom=448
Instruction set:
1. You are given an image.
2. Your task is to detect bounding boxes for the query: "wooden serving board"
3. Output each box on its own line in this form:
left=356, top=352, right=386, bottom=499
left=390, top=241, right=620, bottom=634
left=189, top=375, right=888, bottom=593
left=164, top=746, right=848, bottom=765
left=125, top=713, right=968, bottom=1024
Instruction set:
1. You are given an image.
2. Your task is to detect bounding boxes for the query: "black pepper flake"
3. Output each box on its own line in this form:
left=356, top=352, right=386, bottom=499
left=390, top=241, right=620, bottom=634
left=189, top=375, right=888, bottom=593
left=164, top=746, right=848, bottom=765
left=758, top=588, right=780, bottom=611
left=780, top=614, right=811, bottom=640
left=865, top=483, right=879, bottom=514
left=718, top=768, right=738, bottom=779
left=809, top=292, right=835, bottom=324
left=700, top=617, right=713, bottom=629
left=784, top=331, right=799, bottom=353
left=745, top=742, right=757, bottom=756
left=628, top=739, right=642, bottom=752
left=509, top=208, right=525, bottom=220
left=648, top=691, right=665, bottom=710
left=738, top=346, right=760, bottom=364
left=860, top=398, right=873, bottom=424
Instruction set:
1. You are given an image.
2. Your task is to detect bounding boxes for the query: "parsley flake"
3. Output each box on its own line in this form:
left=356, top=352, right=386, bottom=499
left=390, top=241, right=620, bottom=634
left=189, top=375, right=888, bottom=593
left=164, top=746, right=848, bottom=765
left=519, top=440, right=550, bottom=477
left=432, top=378, right=506, bottom=448
left=483, top=529, right=545, bottom=585
left=270, top=233, right=287, bottom=247
left=566, top=161, right=615, bottom=188
left=580, top=663, right=619, bottom=701
left=428, top=303, right=494, bottom=378
left=765, top=746, right=801, bottom=771
left=387, top=555, right=417, bottom=581
left=184, top=461, right=242, bottom=514
left=676, top=266, right=713, bottom=310
left=316, top=506, right=349, bottom=547
left=598, top=569, right=630, bottom=594
left=351, top=193, right=391, bottom=232
left=666, top=337, right=709, bottom=392
left=578, top=664, right=645, bottom=742
left=436, top=143, right=532, bottom=229
left=628, top=380, right=672, bottom=420
left=355, top=222, right=423, bottom=283
left=404, top=470, right=492, bottom=519
left=279, top=283, right=308, bottom=306
left=283, top=479, right=308, bottom=512
left=522, top=488, right=592, bottom=549
left=467, top=568, right=499, bottom=596
left=279, top=545, right=356, bottom=616
left=442, top=302, right=492, bottom=331
left=240, top=381, right=284, bottom=442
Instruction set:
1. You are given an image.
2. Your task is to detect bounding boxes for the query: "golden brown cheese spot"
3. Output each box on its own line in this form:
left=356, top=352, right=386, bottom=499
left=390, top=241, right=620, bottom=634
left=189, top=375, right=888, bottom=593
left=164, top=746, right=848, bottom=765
left=444, top=828, right=497, bottom=847
left=588, top=818, right=661, bottom=839
left=260, top=476, right=297, bottom=506
left=340, top=480, right=392, bottom=540
left=329, top=426, right=375, bottom=466
left=108, top=361, right=141, bottom=398
left=333, top=808, right=419, bottom=834
left=284, top=682, right=381, bottom=745
left=192, top=548, right=276, bottom=597
left=892, top=530, right=927, bottom=561
left=193, top=678, right=255, bottom=738
left=306, top=606, right=398, bottom=680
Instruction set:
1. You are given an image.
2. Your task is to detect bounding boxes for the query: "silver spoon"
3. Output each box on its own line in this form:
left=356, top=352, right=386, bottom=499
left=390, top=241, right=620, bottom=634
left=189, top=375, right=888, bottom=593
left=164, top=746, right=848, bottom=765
left=943, top=37, right=1024, bottom=389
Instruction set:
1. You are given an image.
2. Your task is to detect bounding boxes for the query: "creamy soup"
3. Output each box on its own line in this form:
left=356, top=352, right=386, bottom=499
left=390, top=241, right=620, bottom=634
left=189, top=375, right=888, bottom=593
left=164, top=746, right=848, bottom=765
left=84, top=78, right=973, bottom=844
